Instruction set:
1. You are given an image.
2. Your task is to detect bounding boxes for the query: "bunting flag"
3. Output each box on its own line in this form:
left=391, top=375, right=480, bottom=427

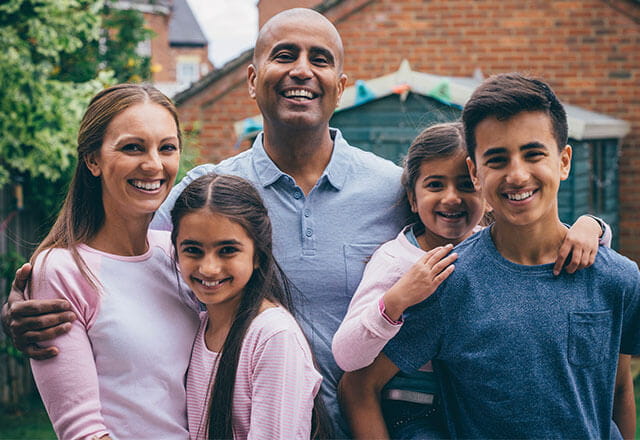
left=354, top=79, right=377, bottom=106
left=241, top=117, right=263, bottom=137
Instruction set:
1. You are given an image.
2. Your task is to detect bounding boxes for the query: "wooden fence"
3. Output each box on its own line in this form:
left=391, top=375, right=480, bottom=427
left=0, top=183, right=41, bottom=407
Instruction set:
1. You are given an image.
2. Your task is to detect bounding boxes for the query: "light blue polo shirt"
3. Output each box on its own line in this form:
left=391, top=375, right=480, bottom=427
left=153, top=129, right=408, bottom=437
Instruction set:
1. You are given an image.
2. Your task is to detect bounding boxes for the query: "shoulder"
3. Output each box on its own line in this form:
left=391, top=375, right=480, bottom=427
left=244, top=307, right=309, bottom=351
left=593, top=247, right=640, bottom=286
left=147, top=229, right=173, bottom=256
left=372, top=229, right=422, bottom=265
left=213, top=149, right=255, bottom=177
left=345, top=145, right=402, bottom=179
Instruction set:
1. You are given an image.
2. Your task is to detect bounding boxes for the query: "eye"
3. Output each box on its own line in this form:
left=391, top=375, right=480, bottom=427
left=160, top=143, right=178, bottom=153
left=425, top=180, right=444, bottom=190
left=484, top=156, right=507, bottom=168
left=180, top=246, right=202, bottom=256
left=311, top=55, right=329, bottom=66
left=458, top=178, right=476, bottom=193
left=274, top=51, right=295, bottom=62
left=525, top=150, right=546, bottom=160
left=121, top=143, right=144, bottom=152
left=219, top=246, right=239, bottom=256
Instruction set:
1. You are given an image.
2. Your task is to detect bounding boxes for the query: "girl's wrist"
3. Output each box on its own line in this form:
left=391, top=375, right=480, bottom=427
left=380, top=292, right=405, bottom=323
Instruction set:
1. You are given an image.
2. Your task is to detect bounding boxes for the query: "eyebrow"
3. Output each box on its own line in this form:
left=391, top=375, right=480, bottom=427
left=481, top=141, right=549, bottom=158
left=268, top=43, right=335, bottom=65
left=179, top=239, right=242, bottom=247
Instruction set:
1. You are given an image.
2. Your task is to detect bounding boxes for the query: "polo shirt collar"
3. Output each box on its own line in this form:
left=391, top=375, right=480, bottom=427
left=251, top=128, right=350, bottom=191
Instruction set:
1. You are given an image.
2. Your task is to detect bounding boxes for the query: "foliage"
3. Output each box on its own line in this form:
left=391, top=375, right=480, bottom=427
left=54, top=3, right=154, bottom=84
left=0, top=0, right=152, bottom=217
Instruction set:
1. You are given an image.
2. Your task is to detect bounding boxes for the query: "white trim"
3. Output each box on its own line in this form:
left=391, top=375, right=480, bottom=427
left=111, top=1, right=170, bottom=15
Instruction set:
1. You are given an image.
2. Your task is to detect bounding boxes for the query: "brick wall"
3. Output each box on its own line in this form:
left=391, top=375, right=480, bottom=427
left=177, top=0, right=640, bottom=261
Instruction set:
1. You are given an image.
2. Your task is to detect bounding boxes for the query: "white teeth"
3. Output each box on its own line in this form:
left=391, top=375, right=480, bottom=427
left=283, top=89, right=314, bottom=99
left=438, top=212, right=464, bottom=219
left=131, top=180, right=161, bottom=191
left=200, top=279, right=222, bottom=287
left=507, top=190, right=533, bottom=201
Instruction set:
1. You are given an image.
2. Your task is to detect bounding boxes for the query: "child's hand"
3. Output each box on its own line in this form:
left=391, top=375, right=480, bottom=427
left=553, top=215, right=601, bottom=275
left=382, top=244, right=457, bottom=320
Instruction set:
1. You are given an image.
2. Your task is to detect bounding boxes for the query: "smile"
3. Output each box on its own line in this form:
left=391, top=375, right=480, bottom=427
left=437, top=211, right=465, bottom=219
left=194, top=277, right=229, bottom=288
left=129, top=180, right=163, bottom=191
left=505, top=190, right=534, bottom=201
left=282, top=89, right=316, bottom=100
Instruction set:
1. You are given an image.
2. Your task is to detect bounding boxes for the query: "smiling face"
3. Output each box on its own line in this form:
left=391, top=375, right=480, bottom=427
left=247, top=10, right=347, bottom=132
left=176, top=210, right=257, bottom=313
left=467, top=111, right=572, bottom=229
left=85, top=102, right=179, bottom=222
left=410, top=150, right=484, bottom=247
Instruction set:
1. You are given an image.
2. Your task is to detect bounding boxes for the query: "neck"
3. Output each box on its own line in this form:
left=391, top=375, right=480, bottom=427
left=417, top=227, right=474, bottom=251
left=88, top=212, right=152, bottom=256
left=490, top=217, right=568, bottom=266
left=262, top=125, right=334, bottom=195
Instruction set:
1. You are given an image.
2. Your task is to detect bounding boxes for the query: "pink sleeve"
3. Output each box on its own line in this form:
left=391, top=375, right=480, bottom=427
left=29, top=251, right=109, bottom=440
left=332, top=249, right=404, bottom=372
left=247, top=328, right=321, bottom=440
left=600, top=220, right=612, bottom=248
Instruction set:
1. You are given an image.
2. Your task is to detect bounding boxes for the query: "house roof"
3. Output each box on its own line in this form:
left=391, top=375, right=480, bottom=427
left=233, top=60, right=631, bottom=141
left=168, top=0, right=208, bottom=46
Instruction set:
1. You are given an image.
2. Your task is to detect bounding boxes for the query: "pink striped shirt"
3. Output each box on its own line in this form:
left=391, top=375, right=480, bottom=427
left=186, top=307, right=322, bottom=440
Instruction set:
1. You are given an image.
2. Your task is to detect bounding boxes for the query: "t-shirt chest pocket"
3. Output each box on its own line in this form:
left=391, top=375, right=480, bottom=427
left=568, top=311, right=612, bottom=367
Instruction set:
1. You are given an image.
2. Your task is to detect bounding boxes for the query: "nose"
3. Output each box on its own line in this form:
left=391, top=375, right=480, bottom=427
left=289, top=56, right=313, bottom=80
left=505, top=157, right=530, bottom=185
left=199, top=253, right=221, bottom=277
left=141, top=150, right=162, bottom=173
left=442, top=186, right=462, bottom=206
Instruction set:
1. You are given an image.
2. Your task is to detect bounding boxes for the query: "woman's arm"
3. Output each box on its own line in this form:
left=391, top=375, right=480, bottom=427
left=339, top=353, right=400, bottom=439
left=29, top=252, right=109, bottom=440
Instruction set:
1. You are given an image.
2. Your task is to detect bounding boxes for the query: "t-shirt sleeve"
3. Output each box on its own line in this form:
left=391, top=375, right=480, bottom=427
left=28, top=251, right=108, bottom=440
left=247, top=325, right=322, bottom=439
left=150, top=163, right=217, bottom=231
left=620, top=265, right=640, bottom=355
left=383, top=293, right=444, bottom=373
left=332, top=247, right=404, bottom=372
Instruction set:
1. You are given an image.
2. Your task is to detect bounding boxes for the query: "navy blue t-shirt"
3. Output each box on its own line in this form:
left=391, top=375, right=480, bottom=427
left=384, top=227, right=640, bottom=439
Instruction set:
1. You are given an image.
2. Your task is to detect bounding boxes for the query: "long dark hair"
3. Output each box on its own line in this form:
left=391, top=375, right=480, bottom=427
left=170, top=173, right=330, bottom=439
left=29, top=83, right=181, bottom=289
left=400, top=122, right=467, bottom=235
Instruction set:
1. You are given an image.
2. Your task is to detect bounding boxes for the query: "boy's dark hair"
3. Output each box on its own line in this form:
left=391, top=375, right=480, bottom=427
left=462, top=73, right=568, bottom=161
left=170, top=173, right=331, bottom=440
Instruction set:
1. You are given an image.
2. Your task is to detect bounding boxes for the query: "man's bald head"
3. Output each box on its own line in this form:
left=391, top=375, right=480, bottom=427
left=253, top=8, right=345, bottom=72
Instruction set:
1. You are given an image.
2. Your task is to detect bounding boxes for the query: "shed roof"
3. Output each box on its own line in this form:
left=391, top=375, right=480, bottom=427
left=234, top=60, right=631, bottom=141
left=168, top=0, right=208, bottom=46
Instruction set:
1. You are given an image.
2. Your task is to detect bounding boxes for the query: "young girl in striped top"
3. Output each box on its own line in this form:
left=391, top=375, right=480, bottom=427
left=171, top=173, right=329, bottom=440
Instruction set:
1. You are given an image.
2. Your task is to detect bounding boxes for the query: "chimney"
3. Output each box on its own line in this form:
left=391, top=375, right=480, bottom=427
left=257, top=0, right=321, bottom=28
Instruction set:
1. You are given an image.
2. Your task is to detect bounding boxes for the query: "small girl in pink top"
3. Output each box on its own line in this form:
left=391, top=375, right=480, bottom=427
left=170, top=173, right=329, bottom=440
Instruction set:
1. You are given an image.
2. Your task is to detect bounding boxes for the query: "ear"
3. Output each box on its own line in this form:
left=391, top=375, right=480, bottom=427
left=247, top=64, right=257, bottom=100
left=407, top=190, right=418, bottom=213
left=559, top=145, right=572, bottom=181
left=85, top=153, right=102, bottom=177
left=466, top=156, right=481, bottom=191
left=335, top=73, right=348, bottom=106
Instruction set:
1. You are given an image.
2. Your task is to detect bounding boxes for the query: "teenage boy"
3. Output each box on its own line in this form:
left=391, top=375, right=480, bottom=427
left=340, top=73, right=639, bottom=438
